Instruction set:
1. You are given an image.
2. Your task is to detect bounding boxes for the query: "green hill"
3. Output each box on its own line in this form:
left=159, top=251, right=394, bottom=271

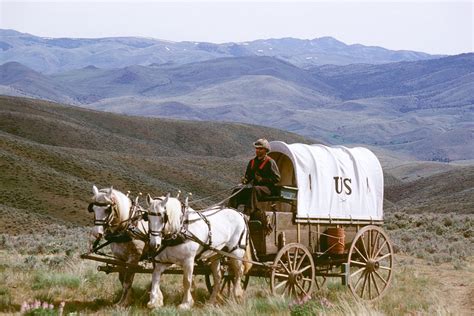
left=0, top=96, right=310, bottom=232
left=1, top=96, right=472, bottom=235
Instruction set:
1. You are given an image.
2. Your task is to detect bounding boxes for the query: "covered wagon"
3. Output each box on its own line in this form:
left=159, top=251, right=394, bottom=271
left=245, top=141, right=393, bottom=301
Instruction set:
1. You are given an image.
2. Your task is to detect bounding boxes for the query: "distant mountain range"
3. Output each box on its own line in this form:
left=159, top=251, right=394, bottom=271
left=1, top=29, right=472, bottom=162
left=0, top=29, right=439, bottom=74
left=1, top=52, right=472, bottom=161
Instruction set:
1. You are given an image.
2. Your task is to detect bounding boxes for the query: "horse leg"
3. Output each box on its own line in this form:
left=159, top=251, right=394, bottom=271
left=178, top=258, right=195, bottom=310
left=147, top=263, right=167, bottom=309
left=116, top=271, right=135, bottom=306
left=229, top=256, right=244, bottom=301
left=208, top=258, right=222, bottom=305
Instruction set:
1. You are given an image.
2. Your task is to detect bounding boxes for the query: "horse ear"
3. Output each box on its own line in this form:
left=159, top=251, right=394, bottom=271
left=92, top=185, right=99, bottom=196
left=106, top=187, right=116, bottom=203
left=163, top=193, right=170, bottom=205
left=146, top=194, right=152, bottom=206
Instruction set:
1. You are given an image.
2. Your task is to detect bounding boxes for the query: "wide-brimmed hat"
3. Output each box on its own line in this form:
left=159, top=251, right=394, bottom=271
left=253, top=138, right=271, bottom=152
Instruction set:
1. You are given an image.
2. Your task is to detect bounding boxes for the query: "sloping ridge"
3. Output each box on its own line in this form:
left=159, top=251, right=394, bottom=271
left=0, top=96, right=311, bottom=231
left=385, top=165, right=474, bottom=214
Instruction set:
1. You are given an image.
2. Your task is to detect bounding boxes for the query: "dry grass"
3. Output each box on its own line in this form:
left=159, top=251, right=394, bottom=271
left=1, top=224, right=472, bottom=315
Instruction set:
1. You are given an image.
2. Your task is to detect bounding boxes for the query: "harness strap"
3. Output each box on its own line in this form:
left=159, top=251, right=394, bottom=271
left=92, top=238, right=115, bottom=253
left=250, top=156, right=271, bottom=170
left=195, top=210, right=212, bottom=247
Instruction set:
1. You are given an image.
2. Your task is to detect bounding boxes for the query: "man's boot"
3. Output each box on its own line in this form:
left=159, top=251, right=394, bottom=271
left=253, top=209, right=272, bottom=235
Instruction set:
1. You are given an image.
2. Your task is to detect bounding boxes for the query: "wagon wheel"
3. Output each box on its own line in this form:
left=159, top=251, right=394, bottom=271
left=204, top=265, right=250, bottom=297
left=347, top=225, right=393, bottom=301
left=271, top=243, right=315, bottom=299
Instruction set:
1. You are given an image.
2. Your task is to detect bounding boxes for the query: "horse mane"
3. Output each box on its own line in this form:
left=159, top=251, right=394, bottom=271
left=96, top=187, right=131, bottom=222
left=112, top=189, right=132, bottom=222
left=163, top=197, right=182, bottom=235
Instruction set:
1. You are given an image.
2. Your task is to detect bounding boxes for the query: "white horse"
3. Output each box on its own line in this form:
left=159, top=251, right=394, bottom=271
left=89, top=185, right=149, bottom=306
left=146, top=194, right=250, bottom=309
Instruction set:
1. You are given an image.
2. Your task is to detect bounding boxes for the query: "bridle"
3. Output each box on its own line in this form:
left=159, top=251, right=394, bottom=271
left=148, top=196, right=188, bottom=241
left=88, top=201, right=116, bottom=228
left=148, top=198, right=169, bottom=239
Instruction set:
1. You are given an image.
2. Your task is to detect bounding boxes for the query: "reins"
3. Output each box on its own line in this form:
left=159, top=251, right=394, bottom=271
left=189, top=184, right=247, bottom=211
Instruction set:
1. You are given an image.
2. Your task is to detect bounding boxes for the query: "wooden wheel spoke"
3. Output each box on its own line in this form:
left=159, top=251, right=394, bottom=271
left=368, top=272, right=372, bottom=299
left=368, top=231, right=373, bottom=260
left=297, top=264, right=312, bottom=274
left=354, top=245, right=368, bottom=262
left=292, top=248, right=301, bottom=270
left=274, top=272, right=289, bottom=279
left=373, top=240, right=387, bottom=259
left=288, top=283, right=294, bottom=296
left=378, top=265, right=392, bottom=271
left=301, top=277, right=313, bottom=282
left=370, top=231, right=380, bottom=259
left=295, top=252, right=307, bottom=271
left=374, top=270, right=388, bottom=285
left=351, top=267, right=365, bottom=278
left=375, top=252, right=392, bottom=262
left=354, top=270, right=366, bottom=291
left=371, top=272, right=381, bottom=296
left=361, top=232, right=370, bottom=260
left=350, top=260, right=367, bottom=267
left=360, top=271, right=369, bottom=297
left=278, top=259, right=292, bottom=275
left=285, top=251, right=291, bottom=268
left=295, top=281, right=309, bottom=296
left=274, top=279, right=288, bottom=290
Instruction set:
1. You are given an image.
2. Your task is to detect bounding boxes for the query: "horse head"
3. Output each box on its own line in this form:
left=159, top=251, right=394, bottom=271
left=146, top=193, right=182, bottom=251
left=89, top=185, right=130, bottom=238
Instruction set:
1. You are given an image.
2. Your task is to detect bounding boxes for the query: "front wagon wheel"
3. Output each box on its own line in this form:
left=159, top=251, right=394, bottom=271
left=347, top=225, right=394, bottom=301
left=271, top=243, right=315, bottom=299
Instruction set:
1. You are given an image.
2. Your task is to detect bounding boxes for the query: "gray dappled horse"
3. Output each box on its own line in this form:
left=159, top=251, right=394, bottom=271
left=89, top=185, right=148, bottom=306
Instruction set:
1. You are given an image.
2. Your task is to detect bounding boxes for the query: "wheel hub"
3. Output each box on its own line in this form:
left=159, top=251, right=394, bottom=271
left=366, top=260, right=379, bottom=272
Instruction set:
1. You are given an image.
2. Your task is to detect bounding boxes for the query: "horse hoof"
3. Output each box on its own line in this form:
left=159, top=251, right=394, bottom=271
left=147, top=301, right=163, bottom=309
left=178, top=303, right=192, bottom=310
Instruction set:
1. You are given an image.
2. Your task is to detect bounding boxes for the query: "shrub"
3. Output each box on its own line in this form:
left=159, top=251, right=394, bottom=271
left=384, top=212, right=474, bottom=263
left=32, top=272, right=81, bottom=290
left=0, top=286, right=11, bottom=309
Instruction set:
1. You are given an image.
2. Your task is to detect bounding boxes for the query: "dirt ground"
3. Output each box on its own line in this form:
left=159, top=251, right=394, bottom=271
left=401, top=255, right=474, bottom=315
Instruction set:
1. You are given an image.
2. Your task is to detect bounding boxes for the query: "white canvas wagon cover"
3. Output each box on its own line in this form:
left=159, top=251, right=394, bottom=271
left=269, top=141, right=384, bottom=221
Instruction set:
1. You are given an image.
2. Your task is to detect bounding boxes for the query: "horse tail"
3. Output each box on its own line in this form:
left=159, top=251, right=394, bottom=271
left=243, top=244, right=253, bottom=275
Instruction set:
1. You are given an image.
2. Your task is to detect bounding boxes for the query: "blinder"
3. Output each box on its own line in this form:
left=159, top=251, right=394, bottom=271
left=88, top=201, right=114, bottom=227
left=88, top=202, right=112, bottom=213
left=148, top=208, right=169, bottom=239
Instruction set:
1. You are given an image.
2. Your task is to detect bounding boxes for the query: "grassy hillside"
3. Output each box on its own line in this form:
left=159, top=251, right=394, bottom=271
left=385, top=165, right=474, bottom=214
left=1, top=95, right=472, bottom=234
left=0, top=96, right=310, bottom=231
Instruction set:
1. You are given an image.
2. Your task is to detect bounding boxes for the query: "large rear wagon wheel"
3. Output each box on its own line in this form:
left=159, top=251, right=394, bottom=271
left=271, top=243, right=315, bottom=299
left=347, top=225, right=393, bottom=301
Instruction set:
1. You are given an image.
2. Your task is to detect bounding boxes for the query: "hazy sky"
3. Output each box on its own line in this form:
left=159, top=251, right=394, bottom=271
left=1, top=0, right=472, bottom=55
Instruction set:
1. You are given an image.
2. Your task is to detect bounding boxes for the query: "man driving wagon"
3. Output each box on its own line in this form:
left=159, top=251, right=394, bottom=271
left=229, top=138, right=280, bottom=234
